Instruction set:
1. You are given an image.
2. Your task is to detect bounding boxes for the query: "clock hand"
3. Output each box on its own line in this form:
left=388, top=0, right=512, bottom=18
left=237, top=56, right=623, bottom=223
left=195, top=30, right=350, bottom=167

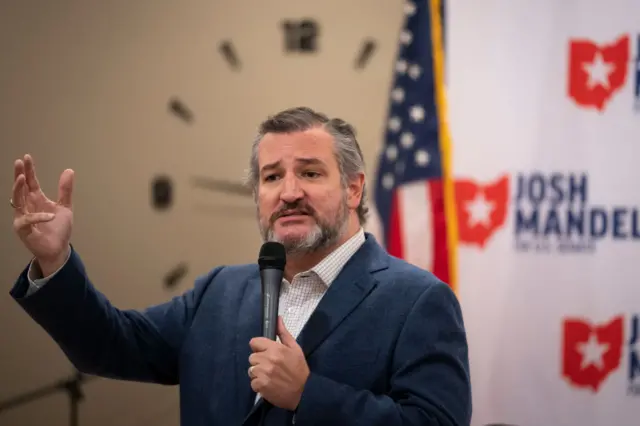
left=193, top=204, right=256, bottom=218
left=189, top=176, right=255, bottom=217
left=190, top=176, right=253, bottom=198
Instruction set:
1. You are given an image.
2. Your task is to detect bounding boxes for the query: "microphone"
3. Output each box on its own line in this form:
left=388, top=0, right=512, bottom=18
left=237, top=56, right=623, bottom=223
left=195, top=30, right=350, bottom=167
left=258, top=242, right=286, bottom=340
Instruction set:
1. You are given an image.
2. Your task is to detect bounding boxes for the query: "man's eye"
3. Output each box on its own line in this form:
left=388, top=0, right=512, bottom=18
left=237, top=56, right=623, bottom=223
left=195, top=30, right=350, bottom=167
left=303, top=171, right=320, bottom=178
left=264, top=174, right=279, bottom=182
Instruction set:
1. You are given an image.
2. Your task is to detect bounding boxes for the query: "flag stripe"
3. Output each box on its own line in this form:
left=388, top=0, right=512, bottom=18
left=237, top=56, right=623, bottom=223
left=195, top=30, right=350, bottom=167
left=398, top=181, right=434, bottom=272
left=428, top=180, right=450, bottom=284
left=387, top=191, right=404, bottom=260
left=429, top=0, right=459, bottom=293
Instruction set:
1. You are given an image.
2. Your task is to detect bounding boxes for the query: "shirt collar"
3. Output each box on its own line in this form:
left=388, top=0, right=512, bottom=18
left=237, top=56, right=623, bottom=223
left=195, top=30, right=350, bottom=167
left=296, top=227, right=366, bottom=287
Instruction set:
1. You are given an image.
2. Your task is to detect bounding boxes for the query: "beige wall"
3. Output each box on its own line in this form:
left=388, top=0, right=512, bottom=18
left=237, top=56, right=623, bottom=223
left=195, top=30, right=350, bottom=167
left=0, top=1, right=405, bottom=425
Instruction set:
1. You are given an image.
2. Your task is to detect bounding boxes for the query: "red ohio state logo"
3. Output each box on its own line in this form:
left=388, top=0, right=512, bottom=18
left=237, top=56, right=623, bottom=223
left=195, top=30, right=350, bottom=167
left=567, top=34, right=630, bottom=111
left=562, top=316, right=624, bottom=392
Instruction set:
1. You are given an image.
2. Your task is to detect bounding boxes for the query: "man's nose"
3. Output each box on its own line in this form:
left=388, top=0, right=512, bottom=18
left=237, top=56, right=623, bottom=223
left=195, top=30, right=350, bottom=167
left=280, top=175, right=303, bottom=203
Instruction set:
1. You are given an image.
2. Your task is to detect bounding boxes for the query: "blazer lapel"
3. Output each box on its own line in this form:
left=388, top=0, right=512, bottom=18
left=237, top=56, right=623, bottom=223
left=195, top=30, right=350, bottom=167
left=296, top=236, right=387, bottom=358
left=235, top=275, right=263, bottom=419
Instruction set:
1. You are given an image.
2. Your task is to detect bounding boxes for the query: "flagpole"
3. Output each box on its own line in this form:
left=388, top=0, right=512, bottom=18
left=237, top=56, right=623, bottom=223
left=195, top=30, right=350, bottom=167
left=429, top=0, right=459, bottom=294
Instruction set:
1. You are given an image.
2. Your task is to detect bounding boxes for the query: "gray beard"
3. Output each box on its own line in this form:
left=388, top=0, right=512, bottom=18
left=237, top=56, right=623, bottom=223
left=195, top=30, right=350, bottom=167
left=258, top=198, right=350, bottom=255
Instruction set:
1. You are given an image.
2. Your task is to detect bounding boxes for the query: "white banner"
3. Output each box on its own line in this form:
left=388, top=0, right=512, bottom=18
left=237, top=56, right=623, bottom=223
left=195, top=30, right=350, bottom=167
left=447, top=1, right=640, bottom=425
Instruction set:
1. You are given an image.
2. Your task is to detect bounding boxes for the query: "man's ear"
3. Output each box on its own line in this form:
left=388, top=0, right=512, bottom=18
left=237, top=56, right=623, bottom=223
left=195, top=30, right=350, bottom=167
left=347, top=172, right=366, bottom=209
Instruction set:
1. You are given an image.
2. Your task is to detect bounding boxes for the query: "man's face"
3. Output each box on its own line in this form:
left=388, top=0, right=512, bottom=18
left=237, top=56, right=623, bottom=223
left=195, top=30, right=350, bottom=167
left=256, top=127, right=358, bottom=254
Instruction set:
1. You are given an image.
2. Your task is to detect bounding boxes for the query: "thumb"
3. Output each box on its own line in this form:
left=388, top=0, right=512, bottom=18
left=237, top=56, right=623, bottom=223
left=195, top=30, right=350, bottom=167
left=277, top=316, right=296, bottom=347
left=57, top=169, right=75, bottom=207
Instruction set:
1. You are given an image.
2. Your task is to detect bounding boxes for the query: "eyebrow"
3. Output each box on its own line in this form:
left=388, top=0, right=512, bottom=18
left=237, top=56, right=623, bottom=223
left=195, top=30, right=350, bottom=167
left=260, top=157, right=327, bottom=173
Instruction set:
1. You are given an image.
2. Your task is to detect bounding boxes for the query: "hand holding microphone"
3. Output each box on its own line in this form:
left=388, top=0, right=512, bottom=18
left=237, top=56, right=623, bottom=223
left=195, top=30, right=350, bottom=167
left=248, top=242, right=310, bottom=411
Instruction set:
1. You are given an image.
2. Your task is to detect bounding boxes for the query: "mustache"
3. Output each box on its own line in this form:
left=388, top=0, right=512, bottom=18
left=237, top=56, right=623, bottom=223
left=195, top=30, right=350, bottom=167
left=269, top=201, right=316, bottom=223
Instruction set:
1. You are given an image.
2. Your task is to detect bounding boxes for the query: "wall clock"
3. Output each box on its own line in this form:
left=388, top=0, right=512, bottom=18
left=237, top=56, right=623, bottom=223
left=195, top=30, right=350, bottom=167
left=153, top=0, right=407, bottom=291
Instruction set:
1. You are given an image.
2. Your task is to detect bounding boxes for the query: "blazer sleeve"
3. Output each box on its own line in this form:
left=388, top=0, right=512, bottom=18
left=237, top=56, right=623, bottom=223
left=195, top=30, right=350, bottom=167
left=9, top=247, right=219, bottom=385
left=293, top=280, right=472, bottom=426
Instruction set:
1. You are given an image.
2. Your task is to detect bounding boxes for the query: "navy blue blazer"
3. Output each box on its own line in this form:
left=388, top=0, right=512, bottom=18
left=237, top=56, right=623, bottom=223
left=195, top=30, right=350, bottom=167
left=10, top=233, right=471, bottom=426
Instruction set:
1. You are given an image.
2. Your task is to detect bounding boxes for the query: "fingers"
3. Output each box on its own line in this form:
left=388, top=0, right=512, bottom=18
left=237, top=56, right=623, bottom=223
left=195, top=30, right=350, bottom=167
left=57, top=169, right=74, bottom=207
left=248, top=362, right=273, bottom=381
left=11, top=174, right=27, bottom=216
left=248, top=352, right=268, bottom=367
left=13, top=159, right=27, bottom=213
left=248, top=365, right=260, bottom=380
left=13, top=212, right=55, bottom=233
left=13, top=155, right=75, bottom=209
left=14, top=158, right=25, bottom=180
left=249, top=337, right=276, bottom=352
left=23, top=154, right=42, bottom=192
left=276, top=316, right=296, bottom=347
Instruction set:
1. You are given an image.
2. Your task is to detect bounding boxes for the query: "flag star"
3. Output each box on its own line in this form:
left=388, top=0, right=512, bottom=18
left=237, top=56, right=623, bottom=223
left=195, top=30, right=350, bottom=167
left=400, top=132, right=415, bottom=148
left=414, top=149, right=430, bottom=166
left=382, top=173, right=394, bottom=189
left=391, top=87, right=405, bottom=103
left=465, top=192, right=495, bottom=227
left=408, top=64, right=422, bottom=79
left=409, top=105, right=425, bottom=122
left=388, top=116, right=402, bottom=132
left=386, top=144, right=398, bottom=160
left=583, top=52, right=615, bottom=89
left=400, top=30, right=413, bottom=45
left=396, top=59, right=408, bottom=74
left=578, top=333, right=610, bottom=370
left=404, top=1, right=416, bottom=16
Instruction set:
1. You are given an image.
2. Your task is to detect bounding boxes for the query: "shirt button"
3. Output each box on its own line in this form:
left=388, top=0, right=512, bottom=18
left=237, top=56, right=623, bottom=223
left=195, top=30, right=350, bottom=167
left=288, top=307, right=295, bottom=313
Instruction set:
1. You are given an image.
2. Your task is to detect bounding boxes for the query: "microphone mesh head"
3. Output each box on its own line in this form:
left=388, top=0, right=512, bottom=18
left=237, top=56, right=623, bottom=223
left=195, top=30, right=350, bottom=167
left=258, top=242, right=286, bottom=270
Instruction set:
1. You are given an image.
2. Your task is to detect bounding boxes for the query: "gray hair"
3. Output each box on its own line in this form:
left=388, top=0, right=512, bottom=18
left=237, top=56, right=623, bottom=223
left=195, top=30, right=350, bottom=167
left=244, top=106, right=369, bottom=225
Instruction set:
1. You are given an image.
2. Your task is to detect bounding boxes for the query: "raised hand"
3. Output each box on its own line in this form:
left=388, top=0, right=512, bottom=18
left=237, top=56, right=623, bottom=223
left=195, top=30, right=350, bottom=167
left=11, top=154, right=75, bottom=276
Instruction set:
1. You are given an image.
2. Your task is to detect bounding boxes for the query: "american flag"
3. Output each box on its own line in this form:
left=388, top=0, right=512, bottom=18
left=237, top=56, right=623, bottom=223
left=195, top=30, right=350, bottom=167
left=371, top=0, right=456, bottom=287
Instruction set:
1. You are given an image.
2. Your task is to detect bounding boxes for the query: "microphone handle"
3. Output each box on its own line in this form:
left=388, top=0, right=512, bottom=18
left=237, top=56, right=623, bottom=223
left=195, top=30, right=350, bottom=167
left=260, top=268, right=282, bottom=340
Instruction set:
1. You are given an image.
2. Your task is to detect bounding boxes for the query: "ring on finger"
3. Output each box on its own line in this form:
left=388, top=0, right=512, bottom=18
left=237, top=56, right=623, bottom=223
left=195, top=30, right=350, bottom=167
left=248, top=365, right=256, bottom=379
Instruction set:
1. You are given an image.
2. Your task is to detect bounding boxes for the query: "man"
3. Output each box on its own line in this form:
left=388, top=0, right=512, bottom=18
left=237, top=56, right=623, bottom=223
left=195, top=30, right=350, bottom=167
left=9, top=107, right=472, bottom=426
